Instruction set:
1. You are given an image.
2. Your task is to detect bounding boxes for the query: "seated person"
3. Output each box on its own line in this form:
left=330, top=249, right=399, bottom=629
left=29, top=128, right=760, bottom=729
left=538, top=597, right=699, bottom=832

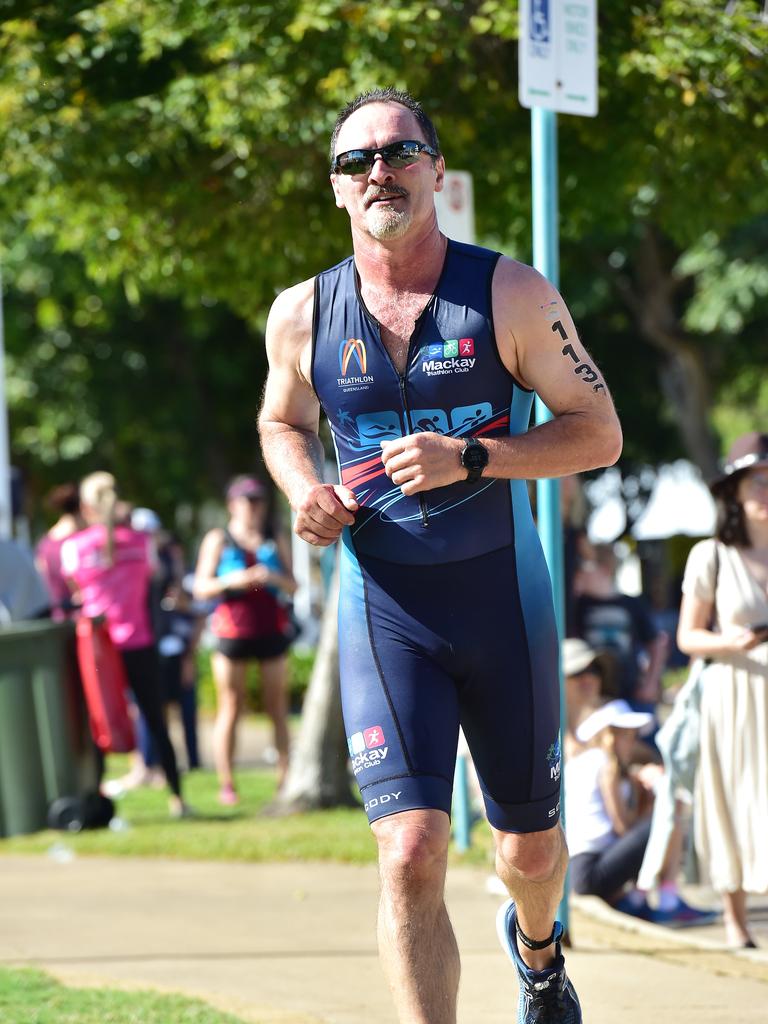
left=565, top=699, right=716, bottom=927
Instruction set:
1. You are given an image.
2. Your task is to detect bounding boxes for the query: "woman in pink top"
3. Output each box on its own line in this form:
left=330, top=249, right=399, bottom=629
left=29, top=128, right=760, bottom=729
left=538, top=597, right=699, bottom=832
left=61, top=472, right=186, bottom=817
left=35, top=483, right=84, bottom=620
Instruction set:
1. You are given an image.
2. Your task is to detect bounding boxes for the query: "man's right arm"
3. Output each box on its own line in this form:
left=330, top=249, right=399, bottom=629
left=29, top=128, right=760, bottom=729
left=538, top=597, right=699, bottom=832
left=259, top=280, right=358, bottom=547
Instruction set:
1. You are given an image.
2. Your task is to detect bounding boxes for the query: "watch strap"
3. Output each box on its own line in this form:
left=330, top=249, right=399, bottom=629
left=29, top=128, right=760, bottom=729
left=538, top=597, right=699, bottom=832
left=461, top=437, right=488, bottom=483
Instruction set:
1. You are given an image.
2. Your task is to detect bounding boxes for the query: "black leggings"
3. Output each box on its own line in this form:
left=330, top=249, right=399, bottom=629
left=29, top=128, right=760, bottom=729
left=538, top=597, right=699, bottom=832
left=569, top=817, right=652, bottom=900
left=121, top=646, right=182, bottom=797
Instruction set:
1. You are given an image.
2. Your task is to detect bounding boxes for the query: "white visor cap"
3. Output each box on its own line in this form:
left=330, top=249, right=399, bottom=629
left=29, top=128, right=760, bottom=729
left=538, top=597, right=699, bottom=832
left=576, top=699, right=654, bottom=744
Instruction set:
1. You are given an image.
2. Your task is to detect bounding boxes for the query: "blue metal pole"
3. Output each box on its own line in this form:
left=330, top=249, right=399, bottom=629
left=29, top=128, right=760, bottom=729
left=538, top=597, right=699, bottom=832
left=452, top=754, right=471, bottom=852
left=531, top=106, right=569, bottom=933
left=531, top=108, right=559, bottom=292
left=531, top=106, right=564, bottom=647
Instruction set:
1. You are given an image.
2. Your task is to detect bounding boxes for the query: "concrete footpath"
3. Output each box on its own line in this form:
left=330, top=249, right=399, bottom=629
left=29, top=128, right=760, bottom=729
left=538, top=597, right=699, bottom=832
left=1, top=853, right=767, bottom=1024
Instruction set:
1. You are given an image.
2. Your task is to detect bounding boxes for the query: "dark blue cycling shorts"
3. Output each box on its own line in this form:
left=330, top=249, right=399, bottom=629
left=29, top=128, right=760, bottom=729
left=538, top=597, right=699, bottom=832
left=338, top=538, right=562, bottom=833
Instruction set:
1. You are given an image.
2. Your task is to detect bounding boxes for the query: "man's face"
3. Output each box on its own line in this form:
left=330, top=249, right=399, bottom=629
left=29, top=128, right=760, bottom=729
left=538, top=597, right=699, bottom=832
left=330, top=102, right=444, bottom=242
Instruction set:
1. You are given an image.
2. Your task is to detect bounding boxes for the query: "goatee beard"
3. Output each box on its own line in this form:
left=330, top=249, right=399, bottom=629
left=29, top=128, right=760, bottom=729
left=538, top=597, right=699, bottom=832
left=366, top=206, right=412, bottom=240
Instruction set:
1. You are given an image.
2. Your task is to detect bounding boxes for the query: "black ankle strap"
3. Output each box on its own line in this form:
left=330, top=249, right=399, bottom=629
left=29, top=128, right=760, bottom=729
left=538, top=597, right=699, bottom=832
left=516, top=920, right=557, bottom=951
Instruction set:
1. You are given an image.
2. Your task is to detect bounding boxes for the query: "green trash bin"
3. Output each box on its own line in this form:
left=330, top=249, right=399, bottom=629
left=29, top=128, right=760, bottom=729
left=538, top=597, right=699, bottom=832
left=0, top=621, right=96, bottom=838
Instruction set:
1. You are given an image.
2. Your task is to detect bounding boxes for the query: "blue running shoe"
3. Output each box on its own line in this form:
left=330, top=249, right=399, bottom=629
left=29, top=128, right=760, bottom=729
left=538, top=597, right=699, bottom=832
left=496, top=899, right=582, bottom=1024
left=649, top=898, right=719, bottom=929
left=611, top=894, right=655, bottom=921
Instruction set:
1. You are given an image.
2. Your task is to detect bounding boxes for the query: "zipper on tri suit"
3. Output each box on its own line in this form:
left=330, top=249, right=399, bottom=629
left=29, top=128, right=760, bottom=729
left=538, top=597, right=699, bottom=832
left=358, top=262, right=435, bottom=531
left=398, top=373, right=430, bottom=528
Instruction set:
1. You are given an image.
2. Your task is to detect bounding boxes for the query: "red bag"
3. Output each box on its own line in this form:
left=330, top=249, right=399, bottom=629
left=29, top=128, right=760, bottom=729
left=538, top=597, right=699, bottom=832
left=75, top=617, right=136, bottom=753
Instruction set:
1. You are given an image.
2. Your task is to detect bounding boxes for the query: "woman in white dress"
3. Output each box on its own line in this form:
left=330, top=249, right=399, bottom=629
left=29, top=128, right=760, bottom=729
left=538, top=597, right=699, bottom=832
left=677, top=431, right=768, bottom=948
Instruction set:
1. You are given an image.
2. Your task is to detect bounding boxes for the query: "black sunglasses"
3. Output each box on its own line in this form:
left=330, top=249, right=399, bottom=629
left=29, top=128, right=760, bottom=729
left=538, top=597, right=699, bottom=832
left=331, top=139, right=439, bottom=176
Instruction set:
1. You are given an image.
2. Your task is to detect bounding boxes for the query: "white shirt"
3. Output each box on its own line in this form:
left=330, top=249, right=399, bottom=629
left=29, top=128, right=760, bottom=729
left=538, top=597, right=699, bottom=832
left=564, top=747, right=617, bottom=856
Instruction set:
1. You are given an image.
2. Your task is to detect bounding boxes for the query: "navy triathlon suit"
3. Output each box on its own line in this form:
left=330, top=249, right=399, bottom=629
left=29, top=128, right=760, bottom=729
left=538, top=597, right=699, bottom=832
left=312, top=240, right=561, bottom=832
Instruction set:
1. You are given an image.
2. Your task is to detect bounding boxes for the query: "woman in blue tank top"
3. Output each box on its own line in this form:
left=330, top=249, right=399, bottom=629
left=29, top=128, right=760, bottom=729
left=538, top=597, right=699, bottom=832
left=194, top=476, right=297, bottom=805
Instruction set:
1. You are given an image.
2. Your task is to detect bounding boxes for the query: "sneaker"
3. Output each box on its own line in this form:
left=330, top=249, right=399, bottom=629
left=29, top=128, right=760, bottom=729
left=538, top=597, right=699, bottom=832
left=496, top=899, right=582, bottom=1023
left=611, top=894, right=655, bottom=921
left=650, top=898, right=718, bottom=929
left=218, top=784, right=239, bottom=807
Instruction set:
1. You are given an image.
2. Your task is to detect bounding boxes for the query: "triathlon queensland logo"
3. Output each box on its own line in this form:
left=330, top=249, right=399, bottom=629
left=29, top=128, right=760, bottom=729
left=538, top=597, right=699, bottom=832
left=337, top=337, right=374, bottom=392
left=421, top=338, right=476, bottom=377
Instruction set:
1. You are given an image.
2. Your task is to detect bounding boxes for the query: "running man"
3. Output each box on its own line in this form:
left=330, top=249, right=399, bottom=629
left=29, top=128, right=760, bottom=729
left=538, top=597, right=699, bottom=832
left=259, top=88, right=622, bottom=1024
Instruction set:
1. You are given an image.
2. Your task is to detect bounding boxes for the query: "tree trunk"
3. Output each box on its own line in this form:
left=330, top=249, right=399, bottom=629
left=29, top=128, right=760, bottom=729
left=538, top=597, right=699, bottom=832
left=610, top=224, right=721, bottom=479
left=268, top=558, right=357, bottom=813
left=656, top=344, right=719, bottom=479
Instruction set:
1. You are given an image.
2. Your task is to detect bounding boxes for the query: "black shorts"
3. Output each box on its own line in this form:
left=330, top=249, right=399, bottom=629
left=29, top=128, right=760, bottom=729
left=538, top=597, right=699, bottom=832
left=212, top=634, right=292, bottom=661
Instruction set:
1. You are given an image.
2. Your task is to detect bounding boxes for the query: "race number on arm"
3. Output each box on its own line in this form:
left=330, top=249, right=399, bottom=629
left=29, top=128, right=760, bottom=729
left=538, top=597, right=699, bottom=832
left=485, top=259, right=622, bottom=479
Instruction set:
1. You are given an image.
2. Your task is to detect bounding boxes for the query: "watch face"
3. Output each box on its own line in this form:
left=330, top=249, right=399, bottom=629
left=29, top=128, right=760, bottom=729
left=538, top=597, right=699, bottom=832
left=463, top=448, right=484, bottom=470
left=462, top=441, right=488, bottom=470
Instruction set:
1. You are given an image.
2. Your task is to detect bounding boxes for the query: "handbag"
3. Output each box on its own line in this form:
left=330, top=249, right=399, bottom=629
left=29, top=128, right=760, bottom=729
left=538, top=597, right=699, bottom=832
left=655, top=658, right=707, bottom=796
left=75, top=617, right=136, bottom=753
left=655, top=540, right=720, bottom=795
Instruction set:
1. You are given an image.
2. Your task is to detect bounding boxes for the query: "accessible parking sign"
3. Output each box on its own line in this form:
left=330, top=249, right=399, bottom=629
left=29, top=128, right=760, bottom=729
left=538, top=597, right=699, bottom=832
left=519, top=0, right=598, bottom=117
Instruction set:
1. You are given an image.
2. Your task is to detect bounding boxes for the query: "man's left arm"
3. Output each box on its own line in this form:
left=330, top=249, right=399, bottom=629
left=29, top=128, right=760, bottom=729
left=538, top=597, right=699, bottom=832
left=484, top=259, right=622, bottom=479
left=381, top=259, right=622, bottom=494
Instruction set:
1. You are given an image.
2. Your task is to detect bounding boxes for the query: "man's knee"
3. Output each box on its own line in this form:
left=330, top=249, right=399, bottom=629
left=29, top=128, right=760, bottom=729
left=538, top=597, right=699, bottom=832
left=496, top=826, right=565, bottom=883
left=373, top=811, right=450, bottom=894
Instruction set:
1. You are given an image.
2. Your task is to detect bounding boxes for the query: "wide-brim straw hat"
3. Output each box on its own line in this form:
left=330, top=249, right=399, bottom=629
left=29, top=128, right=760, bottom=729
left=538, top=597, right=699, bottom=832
left=709, top=431, right=768, bottom=496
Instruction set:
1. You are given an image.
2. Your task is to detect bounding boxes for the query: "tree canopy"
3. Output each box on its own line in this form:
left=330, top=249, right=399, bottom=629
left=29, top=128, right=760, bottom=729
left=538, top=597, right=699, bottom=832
left=2, top=0, right=767, bottom=521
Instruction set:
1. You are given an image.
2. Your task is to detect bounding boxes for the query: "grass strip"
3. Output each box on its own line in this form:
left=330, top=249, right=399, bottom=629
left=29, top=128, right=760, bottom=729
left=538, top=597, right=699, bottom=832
left=0, top=966, right=254, bottom=1024
left=0, top=761, right=493, bottom=867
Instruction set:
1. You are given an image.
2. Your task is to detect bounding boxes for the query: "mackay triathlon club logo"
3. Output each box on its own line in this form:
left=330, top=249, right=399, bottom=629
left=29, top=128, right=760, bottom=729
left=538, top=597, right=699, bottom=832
left=347, top=725, right=388, bottom=776
left=421, top=337, right=476, bottom=377
left=337, top=337, right=374, bottom=391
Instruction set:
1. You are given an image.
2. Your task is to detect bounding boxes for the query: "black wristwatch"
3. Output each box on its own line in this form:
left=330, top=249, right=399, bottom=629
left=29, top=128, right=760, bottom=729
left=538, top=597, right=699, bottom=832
left=460, top=437, right=489, bottom=483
